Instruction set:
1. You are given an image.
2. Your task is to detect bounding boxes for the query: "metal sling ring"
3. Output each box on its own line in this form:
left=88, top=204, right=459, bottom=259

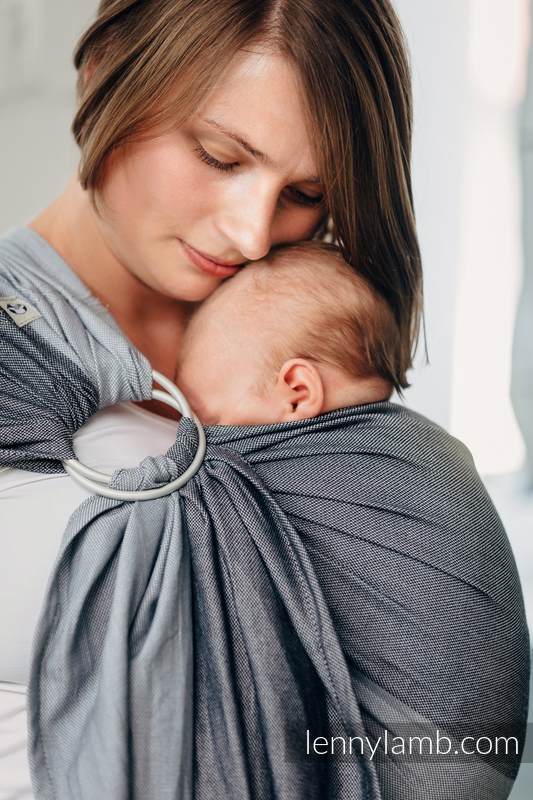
left=63, top=370, right=207, bottom=501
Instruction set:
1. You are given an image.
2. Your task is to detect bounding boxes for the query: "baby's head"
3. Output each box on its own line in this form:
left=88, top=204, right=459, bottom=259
left=176, top=241, right=398, bottom=426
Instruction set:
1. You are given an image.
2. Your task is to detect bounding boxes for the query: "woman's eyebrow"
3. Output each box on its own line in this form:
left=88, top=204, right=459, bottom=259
left=199, top=116, right=322, bottom=184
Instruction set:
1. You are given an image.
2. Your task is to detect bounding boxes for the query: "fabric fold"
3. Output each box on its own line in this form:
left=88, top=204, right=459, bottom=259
left=29, top=453, right=193, bottom=800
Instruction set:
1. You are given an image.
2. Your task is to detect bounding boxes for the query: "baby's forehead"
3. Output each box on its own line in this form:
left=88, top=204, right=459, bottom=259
left=194, top=249, right=339, bottom=335
left=202, top=263, right=270, bottom=319
left=185, top=269, right=263, bottom=344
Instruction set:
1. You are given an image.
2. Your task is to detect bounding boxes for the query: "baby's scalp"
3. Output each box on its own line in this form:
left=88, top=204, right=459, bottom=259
left=218, top=241, right=400, bottom=389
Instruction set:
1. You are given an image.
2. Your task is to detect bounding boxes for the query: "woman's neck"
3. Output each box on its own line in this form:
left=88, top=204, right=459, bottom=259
left=30, top=174, right=194, bottom=418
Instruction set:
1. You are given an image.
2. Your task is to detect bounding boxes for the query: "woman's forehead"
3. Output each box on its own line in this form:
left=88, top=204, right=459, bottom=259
left=194, top=49, right=320, bottom=184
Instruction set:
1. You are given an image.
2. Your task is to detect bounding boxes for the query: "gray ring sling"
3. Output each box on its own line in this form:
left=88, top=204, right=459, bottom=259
left=0, top=228, right=529, bottom=799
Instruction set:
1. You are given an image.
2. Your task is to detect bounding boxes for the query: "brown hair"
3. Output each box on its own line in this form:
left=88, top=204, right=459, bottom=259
left=245, top=241, right=400, bottom=392
left=73, top=0, right=422, bottom=393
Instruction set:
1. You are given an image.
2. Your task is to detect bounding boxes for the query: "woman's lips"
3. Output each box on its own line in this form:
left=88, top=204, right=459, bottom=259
left=179, top=239, right=242, bottom=278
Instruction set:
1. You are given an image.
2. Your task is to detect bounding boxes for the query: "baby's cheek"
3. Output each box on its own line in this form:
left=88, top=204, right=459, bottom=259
left=219, top=393, right=277, bottom=427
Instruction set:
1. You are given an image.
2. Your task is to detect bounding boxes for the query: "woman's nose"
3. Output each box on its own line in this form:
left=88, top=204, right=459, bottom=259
left=216, top=187, right=278, bottom=262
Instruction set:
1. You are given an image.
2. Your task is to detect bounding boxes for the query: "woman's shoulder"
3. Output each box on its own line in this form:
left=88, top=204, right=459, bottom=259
left=0, top=225, right=153, bottom=413
left=0, top=225, right=95, bottom=306
left=0, top=225, right=46, bottom=278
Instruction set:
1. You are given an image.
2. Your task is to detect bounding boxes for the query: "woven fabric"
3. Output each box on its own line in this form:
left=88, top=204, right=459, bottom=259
left=0, top=228, right=530, bottom=799
left=0, top=228, right=152, bottom=472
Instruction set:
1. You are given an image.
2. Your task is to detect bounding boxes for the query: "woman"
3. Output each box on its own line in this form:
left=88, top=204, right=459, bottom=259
left=31, top=0, right=420, bottom=398
left=3, top=1, right=524, bottom=799
left=1, top=0, right=419, bottom=669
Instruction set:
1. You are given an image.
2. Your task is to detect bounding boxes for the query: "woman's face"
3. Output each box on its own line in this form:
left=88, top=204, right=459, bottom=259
left=94, top=49, right=325, bottom=302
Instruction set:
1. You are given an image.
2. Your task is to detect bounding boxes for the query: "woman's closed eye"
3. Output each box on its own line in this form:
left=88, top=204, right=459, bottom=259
left=286, top=187, right=324, bottom=207
left=194, top=142, right=238, bottom=173
left=193, top=143, right=324, bottom=207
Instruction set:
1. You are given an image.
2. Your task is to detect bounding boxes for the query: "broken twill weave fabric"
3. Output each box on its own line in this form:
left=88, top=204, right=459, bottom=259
left=0, top=227, right=530, bottom=800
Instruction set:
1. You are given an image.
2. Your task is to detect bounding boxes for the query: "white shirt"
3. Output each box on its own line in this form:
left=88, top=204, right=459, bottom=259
left=0, top=402, right=178, bottom=799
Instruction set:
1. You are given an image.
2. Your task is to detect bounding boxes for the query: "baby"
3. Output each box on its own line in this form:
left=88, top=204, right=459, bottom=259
left=175, top=240, right=397, bottom=426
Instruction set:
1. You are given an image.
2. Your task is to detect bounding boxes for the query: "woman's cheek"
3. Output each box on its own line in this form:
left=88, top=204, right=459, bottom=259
left=113, top=135, right=194, bottom=222
left=144, top=153, right=197, bottom=217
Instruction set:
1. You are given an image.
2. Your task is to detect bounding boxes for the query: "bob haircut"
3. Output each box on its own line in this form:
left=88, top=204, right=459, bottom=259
left=72, top=0, right=422, bottom=393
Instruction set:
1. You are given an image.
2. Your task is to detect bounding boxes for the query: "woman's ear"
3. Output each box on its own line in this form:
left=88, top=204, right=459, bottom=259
left=276, top=359, right=325, bottom=421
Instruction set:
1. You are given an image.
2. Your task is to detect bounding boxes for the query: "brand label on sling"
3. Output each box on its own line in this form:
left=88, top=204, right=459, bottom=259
left=0, top=296, right=41, bottom=327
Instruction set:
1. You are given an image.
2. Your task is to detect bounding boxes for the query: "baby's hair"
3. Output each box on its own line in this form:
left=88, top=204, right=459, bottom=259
left=243, top=241, right=401, bottom=392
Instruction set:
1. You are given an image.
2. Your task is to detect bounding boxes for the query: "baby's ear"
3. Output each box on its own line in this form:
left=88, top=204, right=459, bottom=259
left=276, top=359, right=325, bottom=421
